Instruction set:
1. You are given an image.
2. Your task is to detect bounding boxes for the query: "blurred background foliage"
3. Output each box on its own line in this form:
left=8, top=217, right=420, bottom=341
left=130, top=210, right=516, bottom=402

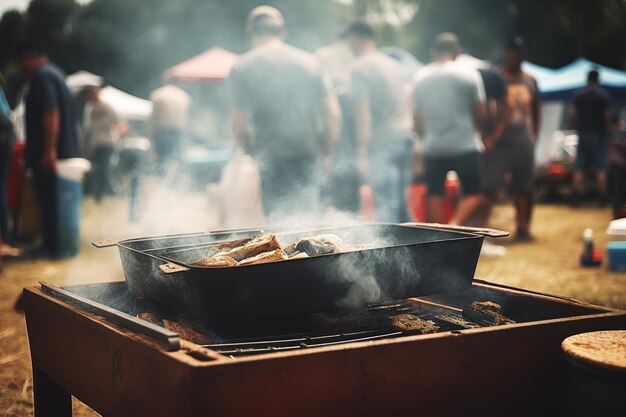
left=1, top=0, right=626, bottom=102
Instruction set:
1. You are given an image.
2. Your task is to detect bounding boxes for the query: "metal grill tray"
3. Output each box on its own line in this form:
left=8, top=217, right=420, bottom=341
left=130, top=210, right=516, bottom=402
left=96, top=224, right=501, bottom=323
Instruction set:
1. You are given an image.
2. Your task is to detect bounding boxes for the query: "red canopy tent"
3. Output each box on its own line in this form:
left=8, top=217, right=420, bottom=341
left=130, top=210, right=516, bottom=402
left=163, top=47, right=240, bottom=83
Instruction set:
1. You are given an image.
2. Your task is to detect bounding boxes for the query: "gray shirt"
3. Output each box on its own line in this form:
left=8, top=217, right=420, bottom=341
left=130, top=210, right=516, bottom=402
left=230, top=42, right=334, bottom=159
left=412, top=61, right=485, bottom=157
left=350, top=50, right=412, bottom=146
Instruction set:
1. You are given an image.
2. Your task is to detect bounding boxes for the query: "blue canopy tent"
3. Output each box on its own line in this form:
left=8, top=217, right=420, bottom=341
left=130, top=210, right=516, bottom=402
left=519, top=59, right=626, bottom=167
left=536, top=58, right=626, bottom=100
left=522, top=61, right=558, bottom=83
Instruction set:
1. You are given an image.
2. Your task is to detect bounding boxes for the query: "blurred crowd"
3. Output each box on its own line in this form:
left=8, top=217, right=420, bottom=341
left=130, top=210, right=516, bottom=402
left=0, top=4, right=625, bottom=261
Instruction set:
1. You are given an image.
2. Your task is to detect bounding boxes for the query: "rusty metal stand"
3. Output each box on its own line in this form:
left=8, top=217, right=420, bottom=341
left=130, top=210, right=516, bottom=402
left=33, top=368, right=72, bottom=417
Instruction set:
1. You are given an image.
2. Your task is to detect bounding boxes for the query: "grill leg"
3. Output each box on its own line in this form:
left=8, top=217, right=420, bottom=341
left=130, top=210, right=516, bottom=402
left=33, top=368, right=72, bottom=417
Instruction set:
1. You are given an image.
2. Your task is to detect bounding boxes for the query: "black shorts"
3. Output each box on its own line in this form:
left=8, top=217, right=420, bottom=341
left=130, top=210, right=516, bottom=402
left=576, top=131, right=608, bottom=171
left=424, top=151, right=486, bottom=196
left=486, top=140, right=535, bottom=195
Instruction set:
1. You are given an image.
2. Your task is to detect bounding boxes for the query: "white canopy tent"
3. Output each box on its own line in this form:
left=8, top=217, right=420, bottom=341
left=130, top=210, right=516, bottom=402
left=98, top=86, right=152, bottom=121
left=65, top=71, right=153, bottom=121
left=65, top=70, right=103, bottom=95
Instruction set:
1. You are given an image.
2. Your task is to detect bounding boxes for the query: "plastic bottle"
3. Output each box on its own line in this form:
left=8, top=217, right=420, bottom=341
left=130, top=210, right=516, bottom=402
left=583, top=228, right=594, bottom=257
left=580, top=228, right=602, bottom=267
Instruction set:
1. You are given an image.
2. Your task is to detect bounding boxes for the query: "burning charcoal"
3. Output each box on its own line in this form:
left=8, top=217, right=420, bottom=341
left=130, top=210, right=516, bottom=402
left=162, top=319, right=212, bottom=345
left=211, top=233, right=281, bottom=261
left=390, top=314, right=440, bottom=333
left=462, top=301, right=515, bottom=327
left=433, top=314, right=480, bottom=329
left=295, top=234, right=343, bottom=256
left=191, top=256, right=237, bottom=267
left=137, top=312, right=164, bottom=326
left=239, top=249, right=288, bottom=266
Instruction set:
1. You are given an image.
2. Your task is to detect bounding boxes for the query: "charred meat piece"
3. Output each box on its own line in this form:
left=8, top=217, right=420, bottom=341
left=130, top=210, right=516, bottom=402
left=162, top=319, right=212, bottom=345
left=190, top=256, right=238, bottom=267
left=205, top=235, right=257, bottom=257
left=213, top=233, right=281, bottom=261
left=137, top=312, right=163, bottom=326
left=239, top=249, right=289, bottom=266
left=295, top=234, right=343, bottom=256
left=283, top=243, right=298, bottom=256
left=462, top=301, right=515, bottom=326
left=390, top=314, right=440, bottom=333
left=433, top=314, right=480, bottom=329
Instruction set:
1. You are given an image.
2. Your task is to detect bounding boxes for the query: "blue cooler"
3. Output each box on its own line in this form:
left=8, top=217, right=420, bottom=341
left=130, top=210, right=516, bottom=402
left=607, top=241, right=626, bottom=272
left=56, top=158, right=91, bottom=257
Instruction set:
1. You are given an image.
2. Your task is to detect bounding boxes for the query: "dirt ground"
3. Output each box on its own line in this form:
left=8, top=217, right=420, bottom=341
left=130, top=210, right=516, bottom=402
left=0, top=200, right=624, bottom=416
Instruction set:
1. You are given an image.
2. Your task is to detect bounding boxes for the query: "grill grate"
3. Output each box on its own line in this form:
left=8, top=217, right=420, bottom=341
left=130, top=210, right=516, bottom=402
left=199, top=301, right=471, bottom=357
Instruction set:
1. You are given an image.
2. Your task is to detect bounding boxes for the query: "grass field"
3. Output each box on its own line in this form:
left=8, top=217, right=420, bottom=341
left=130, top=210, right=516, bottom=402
left=0, top=201, right=623, bottom=416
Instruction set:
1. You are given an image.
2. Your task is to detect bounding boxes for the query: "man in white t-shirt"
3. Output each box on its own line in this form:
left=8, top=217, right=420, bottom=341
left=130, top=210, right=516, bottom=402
left=412, top=32, right=486, bottom=225
left=84, top=86, right=120, bottom=201
left=149, top=82, right=190, bottom=170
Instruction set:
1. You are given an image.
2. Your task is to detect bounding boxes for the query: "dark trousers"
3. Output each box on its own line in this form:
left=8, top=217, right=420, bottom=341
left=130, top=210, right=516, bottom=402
left=153, top=128, right=184, bottom=174
left=368, top=137, right=414, bottom=223
left=258, top=156, right=320, bottom=219
left=32, top=167, right=59, bottom=256
left=91, top=145, right=114, bottom=201
left=0, top=130, right=14, bottom=241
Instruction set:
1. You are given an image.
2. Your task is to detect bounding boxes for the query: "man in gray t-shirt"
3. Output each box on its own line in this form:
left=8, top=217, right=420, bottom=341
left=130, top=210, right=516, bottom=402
left=230, top=6, right=341, bottom=218
left=346, top=21, right=414, bottom=222
left=412, top=33, right=486, bottom=225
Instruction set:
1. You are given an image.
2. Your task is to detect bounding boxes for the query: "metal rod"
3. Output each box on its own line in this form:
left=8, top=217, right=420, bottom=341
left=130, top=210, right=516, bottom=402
left=40, top=282, right=181, bottom=351
left=410, top=298, right=463, bottom=312
left=401, top=222, right=509, bottom=238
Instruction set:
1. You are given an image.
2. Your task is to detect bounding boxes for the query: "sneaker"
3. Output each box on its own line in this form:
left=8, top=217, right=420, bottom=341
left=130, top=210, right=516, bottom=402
left=514, top=229, right=535, bottom=242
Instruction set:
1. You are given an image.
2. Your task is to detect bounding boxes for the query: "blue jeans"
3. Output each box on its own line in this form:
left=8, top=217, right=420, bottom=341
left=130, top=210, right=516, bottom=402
left=0, top=129, right=14, bottom=241
left=368, top=137, right=414, bottom=223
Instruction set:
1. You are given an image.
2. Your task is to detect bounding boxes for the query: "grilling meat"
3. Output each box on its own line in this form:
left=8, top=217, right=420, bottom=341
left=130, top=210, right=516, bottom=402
left=239, top=249, right=289, bottom=266
left=137, top=312, right=163, bottom=326
left=295, top=234, right=343, bottom=256
left=191, top=232, right=342, bottom=267
left=211, top=233, right=281, bottom=261
left=390, top=314, right=440, bottom=333
left=191, top=256, right=238, bottom=267
left=136, top=313, right=212, bottom=344
left=162, top=319, right=212, bottom=345
left=462, top=301, right=515, bottom=326
left=283, top=243, right=298, bottom=256
left=289, top=251, right=309, bottom=260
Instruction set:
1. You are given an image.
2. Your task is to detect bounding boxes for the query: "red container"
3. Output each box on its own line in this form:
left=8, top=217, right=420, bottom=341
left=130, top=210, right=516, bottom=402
left=406, top=177, right=459, bottom=224
left=8, top=142, right=25, bottom=212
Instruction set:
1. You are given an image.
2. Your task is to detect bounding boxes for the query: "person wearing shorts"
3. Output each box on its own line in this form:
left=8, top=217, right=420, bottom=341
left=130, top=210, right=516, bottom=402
left=487, top=37, right=541, bottom=241
left=413, top=33, right=487, bottom=225
left=569, top=70, right=611, bottom=204
left=485, top=137, right=535, bottom=199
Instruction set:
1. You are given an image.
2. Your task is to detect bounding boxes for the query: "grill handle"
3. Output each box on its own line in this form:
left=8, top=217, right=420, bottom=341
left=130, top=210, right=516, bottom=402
left=40, top=282, right=181, bottom=351
left=92, top=239, right=118, bottom=248
left=402, top=222, right=509, bottom=238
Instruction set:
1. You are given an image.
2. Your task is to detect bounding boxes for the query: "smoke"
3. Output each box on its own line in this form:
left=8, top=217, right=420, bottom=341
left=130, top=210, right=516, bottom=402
left=330, top=225, right=419, bottom=309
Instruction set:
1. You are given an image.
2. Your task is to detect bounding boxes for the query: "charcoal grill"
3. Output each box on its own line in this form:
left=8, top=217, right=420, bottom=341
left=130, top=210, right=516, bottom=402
left=24, top=279, right=626, bottom=417
left=93, top=223, right=508, bottom=322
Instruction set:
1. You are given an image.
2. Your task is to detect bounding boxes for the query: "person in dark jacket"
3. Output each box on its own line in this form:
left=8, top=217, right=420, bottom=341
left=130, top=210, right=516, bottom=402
left=17, top=41, right=79, bottom=257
